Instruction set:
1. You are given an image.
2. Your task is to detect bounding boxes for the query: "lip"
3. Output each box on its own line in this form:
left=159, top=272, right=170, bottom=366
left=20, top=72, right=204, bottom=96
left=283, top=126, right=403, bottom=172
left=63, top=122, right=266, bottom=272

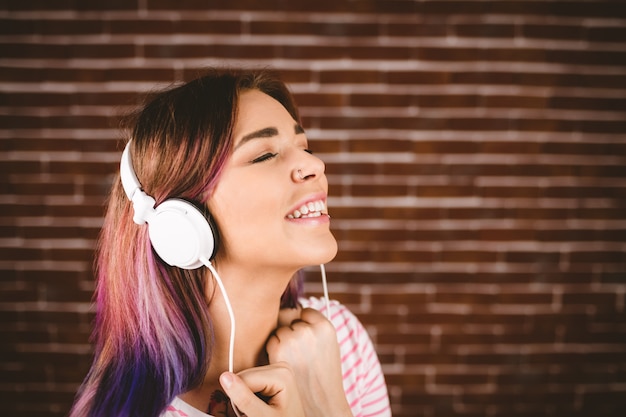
left=285, top=192, right=329, bottom=220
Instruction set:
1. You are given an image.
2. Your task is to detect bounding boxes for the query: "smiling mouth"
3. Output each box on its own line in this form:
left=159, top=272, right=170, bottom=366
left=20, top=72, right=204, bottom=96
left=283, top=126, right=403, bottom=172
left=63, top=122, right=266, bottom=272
left=286, top=200, right=328, bottom=219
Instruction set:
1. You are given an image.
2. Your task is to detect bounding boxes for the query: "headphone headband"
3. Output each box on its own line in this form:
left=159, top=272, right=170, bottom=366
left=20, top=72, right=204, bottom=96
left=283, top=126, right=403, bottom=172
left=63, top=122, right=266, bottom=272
left=120, top=142, right=142, bottom=201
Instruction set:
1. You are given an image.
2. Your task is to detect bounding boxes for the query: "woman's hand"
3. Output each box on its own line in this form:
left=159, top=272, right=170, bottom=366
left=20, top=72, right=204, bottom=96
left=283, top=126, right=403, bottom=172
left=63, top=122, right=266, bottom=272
left=219, top=362, right=305, bottom=417
left=267, top=308, right=353, bottom=417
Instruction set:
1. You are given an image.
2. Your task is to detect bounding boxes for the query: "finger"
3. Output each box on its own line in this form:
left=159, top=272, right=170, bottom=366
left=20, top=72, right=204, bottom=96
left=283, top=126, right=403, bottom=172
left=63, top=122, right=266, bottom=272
left=277, top=305, right=301, bottom=327
left=219, top=372, right=266, bottom=415
left=221, top=364, right=295, bottom=408
left=273, top=324, right=292, bottom=339
left=300, top=308, right=337, bottom=337
left=299, top=307, right=329, bottom=324
left=270, top=323, right=301, bottom=343
left=236, top=362, right=294, bottom=400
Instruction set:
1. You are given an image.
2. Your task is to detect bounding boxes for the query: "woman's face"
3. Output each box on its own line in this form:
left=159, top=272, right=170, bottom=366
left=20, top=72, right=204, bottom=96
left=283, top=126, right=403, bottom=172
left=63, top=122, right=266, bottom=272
left=208, top=89, right=338, bottom=271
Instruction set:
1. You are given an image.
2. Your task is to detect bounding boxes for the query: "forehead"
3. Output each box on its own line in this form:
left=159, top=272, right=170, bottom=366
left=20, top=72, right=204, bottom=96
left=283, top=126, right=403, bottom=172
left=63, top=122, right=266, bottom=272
left=233, top=90, right=295, bottom=142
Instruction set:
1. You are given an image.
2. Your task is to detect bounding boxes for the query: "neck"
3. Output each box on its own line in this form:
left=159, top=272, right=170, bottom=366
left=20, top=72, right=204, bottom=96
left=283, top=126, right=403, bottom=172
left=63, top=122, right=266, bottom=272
left=181, top=261, right=299, bottom=412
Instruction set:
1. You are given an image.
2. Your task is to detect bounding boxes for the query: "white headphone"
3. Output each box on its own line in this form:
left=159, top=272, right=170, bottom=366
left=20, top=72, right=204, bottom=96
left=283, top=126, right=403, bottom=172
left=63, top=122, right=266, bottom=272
left=119, top=141, right=218, bottom=269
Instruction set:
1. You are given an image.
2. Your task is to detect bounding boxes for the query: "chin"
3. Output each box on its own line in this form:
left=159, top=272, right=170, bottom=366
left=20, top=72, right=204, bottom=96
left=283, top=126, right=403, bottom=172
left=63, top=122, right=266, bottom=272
left=311, top=236, right=339, bottom=265
left=324, top=239, right=339, bottom=263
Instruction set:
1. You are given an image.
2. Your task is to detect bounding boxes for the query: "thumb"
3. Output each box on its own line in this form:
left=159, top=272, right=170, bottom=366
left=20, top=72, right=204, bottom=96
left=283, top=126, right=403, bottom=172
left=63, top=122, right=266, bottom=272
left=219, top=372, right=263, bottom=416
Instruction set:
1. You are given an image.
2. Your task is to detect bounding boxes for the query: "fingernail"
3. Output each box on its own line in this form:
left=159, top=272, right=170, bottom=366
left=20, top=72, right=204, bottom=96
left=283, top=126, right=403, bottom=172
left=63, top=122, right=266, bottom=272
left=220, top=372, right=233, bottom=389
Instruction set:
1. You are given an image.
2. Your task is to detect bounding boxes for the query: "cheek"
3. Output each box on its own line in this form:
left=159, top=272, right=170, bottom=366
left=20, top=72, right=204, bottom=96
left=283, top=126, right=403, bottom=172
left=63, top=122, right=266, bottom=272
left=209, top=181, right=282, bottom=252
left=209, top=193, right=248, bottom=242
left=209, top=172, right=248, bottom=223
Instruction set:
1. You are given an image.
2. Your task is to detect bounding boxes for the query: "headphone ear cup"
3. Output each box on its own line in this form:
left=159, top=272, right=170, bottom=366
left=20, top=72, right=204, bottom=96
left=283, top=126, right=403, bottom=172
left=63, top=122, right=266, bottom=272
left=147, top=199, right=217, bottom=269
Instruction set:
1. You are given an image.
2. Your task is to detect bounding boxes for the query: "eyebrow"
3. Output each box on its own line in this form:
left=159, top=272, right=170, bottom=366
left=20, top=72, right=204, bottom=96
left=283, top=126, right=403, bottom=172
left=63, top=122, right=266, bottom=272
left=234, top=123, right=305, bottom=151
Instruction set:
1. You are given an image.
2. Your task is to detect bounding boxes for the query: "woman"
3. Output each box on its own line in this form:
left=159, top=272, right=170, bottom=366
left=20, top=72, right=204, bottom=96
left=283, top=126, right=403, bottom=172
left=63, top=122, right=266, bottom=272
left=70, top=68, right=391, bottom=417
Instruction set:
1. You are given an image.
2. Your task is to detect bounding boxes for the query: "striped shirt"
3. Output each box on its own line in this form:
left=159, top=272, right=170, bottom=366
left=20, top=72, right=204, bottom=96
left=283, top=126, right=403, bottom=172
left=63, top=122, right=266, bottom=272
left=163, top=297, right=391, bottom=417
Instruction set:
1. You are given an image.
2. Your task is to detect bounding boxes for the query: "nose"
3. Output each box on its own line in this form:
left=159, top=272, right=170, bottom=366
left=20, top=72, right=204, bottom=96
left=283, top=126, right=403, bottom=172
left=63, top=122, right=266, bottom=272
left=291, top=150, right=325, bottom=183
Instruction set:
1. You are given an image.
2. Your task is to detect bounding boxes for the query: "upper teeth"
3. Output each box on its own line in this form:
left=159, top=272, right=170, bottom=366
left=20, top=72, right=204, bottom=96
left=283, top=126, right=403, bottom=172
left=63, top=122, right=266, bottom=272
left=287, top=200, right=327, bottom=219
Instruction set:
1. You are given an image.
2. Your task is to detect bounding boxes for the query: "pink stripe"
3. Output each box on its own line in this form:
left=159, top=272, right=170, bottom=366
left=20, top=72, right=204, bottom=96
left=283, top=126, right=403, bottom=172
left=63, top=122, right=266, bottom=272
left=362, top=391, right=389, bottom=408
left=349, top=394, right=361, bottom=409
left=364, top=378, right=387, bottom=394
left=363, top=403, right=392, bottom=417
left=343, top=378, right=358, bottom=395
left=329, top=305, right=344, bottom=322
left=165, top=406, right=188, bottom=417
left=361, top=365, right=384, bottom=390
left=364, top=344, right=377, bottom=361
left=334, top=315, right=351, bottom=333
left=340, top=335, right=359, bottom=360
left=338, top=327, right=356, bottom=347
left=342, top=356, right=361, bottom=381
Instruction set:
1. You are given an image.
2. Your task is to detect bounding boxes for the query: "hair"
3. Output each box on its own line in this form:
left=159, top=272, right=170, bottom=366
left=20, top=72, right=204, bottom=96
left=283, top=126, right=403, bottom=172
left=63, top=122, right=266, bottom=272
left=70, top=68, right=303, bottom=417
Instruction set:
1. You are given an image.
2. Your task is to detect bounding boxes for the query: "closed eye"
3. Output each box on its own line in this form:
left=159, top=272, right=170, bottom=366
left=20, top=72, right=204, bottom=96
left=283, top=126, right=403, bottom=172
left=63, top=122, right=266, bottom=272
left=251, top=153, right=277, bottom=163
left=304, top=149, right=313, bottom=154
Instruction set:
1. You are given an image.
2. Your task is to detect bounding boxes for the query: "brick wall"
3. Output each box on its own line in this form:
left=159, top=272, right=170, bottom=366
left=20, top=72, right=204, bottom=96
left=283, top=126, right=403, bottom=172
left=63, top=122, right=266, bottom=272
left=1, top=1, right=625, bottom=416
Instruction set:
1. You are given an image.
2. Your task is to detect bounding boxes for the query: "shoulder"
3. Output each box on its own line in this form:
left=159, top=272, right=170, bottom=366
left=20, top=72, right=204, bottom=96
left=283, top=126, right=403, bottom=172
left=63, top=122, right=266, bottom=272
left=299, top=297, right=361, bottom=329
left=161, top=397, right=211, bottom=417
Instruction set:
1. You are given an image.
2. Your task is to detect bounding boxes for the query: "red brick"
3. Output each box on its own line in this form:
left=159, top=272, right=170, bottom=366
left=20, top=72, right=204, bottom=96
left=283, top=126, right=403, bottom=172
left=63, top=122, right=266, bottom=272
left=0, top=114, right=116, bottom=130
left=348, top=93, right=412, bottom=107
left=0, top=18, right=106, bottom=35
left=588, top=25, right=626, bottom=42
left=387, top=70, right=449, bottom=85
left=385, top=21, right=448, bottom=37
left=3, top=0, right=138, bottom=11
left=0, top=286, right=38, bottom=303
left=522, top=23, right=585, bottom=40
left=568, top=251, right=625, bottom=264
left=455, top=23, right=516, bottom=38
left=251, top=21, right=380, bottom=37
left=550, top=95, right=626, bottom=111
left=0, top=42, right=135, bottom=59
left=484, top=94, right=549, bottom=109
left=413, top=140, right=480, bottom=154
left=350, top=183, right=409, bottom=197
